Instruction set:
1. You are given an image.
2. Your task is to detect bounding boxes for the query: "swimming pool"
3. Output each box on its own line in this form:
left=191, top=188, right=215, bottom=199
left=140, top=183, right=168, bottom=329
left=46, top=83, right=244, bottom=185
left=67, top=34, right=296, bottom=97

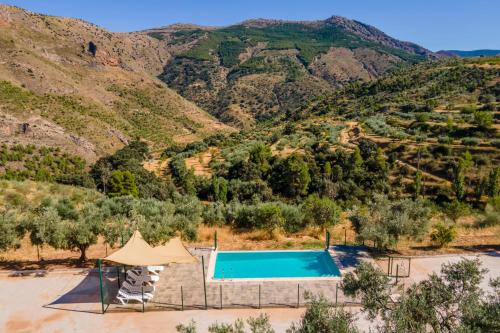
left=212, top=250, right=341, bottom=279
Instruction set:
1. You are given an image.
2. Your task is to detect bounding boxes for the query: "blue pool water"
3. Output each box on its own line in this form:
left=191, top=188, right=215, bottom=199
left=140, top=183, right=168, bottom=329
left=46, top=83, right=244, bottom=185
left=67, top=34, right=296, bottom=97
left=213, top=250, right=341, bottom=279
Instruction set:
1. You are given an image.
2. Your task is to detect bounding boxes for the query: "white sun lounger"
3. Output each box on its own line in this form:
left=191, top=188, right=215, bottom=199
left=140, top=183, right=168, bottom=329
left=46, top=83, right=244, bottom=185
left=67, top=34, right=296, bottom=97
left=147, top=266, right=164, bottom=275
left=121, top=280, right=155, bottom=294
left=116, top=289, right=153, bottom=305
left=126, top=269, right=160, bottom=284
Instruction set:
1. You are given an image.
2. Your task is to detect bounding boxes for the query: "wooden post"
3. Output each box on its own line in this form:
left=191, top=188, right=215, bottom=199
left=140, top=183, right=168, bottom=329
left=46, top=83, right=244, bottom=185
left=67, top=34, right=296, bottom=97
left=98, top=259, right=105, bottom=314
left=344, top=228, right=347, bottom=245
left=214, top=230, right=218, bottom=249
left=325, top=230, right=330, bottom=250
left=202, top=256, right=208, bottom=310
left=387, top=257, right=391, bottom=276
left=395, top=264, right=399, bottom=284
left=36, top=245, right=40, bottom=261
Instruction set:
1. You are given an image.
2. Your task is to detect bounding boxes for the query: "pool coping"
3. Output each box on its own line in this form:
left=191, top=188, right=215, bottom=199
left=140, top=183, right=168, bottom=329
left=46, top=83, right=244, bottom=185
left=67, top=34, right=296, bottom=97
left=206, top=249, right=343, bottom=283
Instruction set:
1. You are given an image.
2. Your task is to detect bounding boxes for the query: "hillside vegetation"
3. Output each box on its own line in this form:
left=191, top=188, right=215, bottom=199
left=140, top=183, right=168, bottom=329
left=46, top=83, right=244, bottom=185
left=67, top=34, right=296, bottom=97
left=153, top=17, right=434, bottom=127
left=0, top=5, right=233, bottom=160
left=0, top=6, right=498, bottom=266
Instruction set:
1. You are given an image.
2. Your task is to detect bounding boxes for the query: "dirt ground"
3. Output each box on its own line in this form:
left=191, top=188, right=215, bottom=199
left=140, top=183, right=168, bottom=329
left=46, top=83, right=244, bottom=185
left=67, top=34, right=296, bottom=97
left=0, top=271, right=368, bottom=333
left=1, top=253, right=498, bottom=333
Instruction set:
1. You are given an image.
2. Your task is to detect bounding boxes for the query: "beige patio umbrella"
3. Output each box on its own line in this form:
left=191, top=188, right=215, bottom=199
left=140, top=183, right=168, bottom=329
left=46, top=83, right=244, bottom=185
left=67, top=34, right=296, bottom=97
left=104, top=230, right=197, bottom=266
left=152, top=237, right=198, bottom=264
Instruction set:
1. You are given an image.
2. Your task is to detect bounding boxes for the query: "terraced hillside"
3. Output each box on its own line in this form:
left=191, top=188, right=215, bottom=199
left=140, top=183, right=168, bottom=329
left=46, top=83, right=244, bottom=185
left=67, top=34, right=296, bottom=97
left=150, top=17, right=435, bottom=127
left=161, top=57, right=499, bottom=205
left=0, top=5, right=233, bottom=161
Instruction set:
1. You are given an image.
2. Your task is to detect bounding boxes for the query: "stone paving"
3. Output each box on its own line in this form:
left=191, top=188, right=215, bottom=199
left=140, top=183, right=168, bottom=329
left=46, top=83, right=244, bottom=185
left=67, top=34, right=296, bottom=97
left=104, top=246, right=372, bottom=312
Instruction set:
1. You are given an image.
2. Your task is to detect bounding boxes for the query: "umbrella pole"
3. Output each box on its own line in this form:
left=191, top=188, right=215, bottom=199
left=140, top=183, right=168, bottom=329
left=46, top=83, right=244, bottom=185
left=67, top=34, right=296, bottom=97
left=98, top=259, right=105, bottom=314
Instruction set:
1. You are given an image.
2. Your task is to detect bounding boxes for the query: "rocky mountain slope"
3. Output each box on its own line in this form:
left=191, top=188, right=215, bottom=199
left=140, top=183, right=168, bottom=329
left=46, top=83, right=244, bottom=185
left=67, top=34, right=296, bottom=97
left=0, top=5, right=233, bottom=161
left=147, top=17, right=436, bottom=127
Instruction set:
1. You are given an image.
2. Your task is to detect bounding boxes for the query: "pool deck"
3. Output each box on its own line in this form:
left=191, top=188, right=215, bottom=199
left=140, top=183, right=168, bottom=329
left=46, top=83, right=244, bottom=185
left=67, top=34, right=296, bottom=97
left=104, top=245, right=372, bottom=312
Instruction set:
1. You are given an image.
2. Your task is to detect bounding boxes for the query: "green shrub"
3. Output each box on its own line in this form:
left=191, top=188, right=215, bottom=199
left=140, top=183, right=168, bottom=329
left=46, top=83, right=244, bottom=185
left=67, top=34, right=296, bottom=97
left=431, top=222, right=457, bottom=248
left=461, top=137, right=481, bottom=146
left=302, top=194, right=341, bottom=229
left=438, top=136, right=453, bottom=144
left=490, top=139, right=500, bottom=148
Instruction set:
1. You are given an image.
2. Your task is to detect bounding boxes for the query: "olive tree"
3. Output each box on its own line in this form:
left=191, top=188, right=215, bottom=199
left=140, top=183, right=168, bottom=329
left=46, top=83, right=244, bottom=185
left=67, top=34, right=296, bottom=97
left=176, top=314, right=275, bottom=333
left=302, top=194, right=341, bottom=230
left=99, top=195, right=202, bottom=246
left=342, top=258, right=495, bottom=333
left=0, top=210, right=21, bottom=251
left=287, top=294, right=359, bottom=333
left=349, top=194, right=432, bottom=249
left=27, top=200, right=102, bottom=262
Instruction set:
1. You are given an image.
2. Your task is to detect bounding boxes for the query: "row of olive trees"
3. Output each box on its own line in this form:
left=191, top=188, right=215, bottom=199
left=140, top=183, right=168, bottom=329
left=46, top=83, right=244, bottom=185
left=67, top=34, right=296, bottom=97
left=0, top=195, right=203, bottom=261
left=203, top=194, right=341, bottom=237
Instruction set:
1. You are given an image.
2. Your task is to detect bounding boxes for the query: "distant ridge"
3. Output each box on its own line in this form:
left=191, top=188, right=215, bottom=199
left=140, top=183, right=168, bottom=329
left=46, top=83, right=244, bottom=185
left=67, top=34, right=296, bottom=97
left=437, top=49, right=500, bottom=57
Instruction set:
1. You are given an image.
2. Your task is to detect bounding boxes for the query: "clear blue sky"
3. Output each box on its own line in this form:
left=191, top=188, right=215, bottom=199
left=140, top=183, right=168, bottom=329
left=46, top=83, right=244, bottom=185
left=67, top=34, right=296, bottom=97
left=2, top=0, right=499, bottom=51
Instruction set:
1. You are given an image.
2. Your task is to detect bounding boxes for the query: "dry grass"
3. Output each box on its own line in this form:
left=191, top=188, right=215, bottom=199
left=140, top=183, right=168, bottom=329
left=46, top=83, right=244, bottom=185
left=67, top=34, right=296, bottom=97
left=0, top=180, right=101, bottom=210
left=184, top=148, right=221, bottom=177
left=143, top=158, right=170, bottom=178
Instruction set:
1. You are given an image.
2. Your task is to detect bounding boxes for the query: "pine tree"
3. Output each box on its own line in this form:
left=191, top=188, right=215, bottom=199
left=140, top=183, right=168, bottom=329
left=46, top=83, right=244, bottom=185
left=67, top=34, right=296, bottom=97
left=121, top=171, right=139, bottom=197
left=413, top=171, right=423, bottom=199
left=453, top=164, right=466, bottom=201
left=323, top=161, right=332, bottom=180
left=487, top=167, right=499, bottom=198
left=108, top=170, right=138, bottom=197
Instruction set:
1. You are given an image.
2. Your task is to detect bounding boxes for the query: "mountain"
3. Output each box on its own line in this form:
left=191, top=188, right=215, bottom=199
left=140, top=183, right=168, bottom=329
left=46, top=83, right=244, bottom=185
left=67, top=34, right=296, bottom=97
left=0, top=5, right=233, bottom=162
left=438, top=49, right=500, bottom=58
left=147, top=17, right=436, bottom=127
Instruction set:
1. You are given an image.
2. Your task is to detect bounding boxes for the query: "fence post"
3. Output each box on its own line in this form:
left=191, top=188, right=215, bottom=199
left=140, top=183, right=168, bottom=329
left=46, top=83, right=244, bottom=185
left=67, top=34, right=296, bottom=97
left=325, top=230, right=330, bottom=250
left=98, top=259, right=105, bottom=314
left=258, top=285, right=261, bottom=309
left=142, top=286, right=145, bottom=313
left=395, top=264, right=399, bottom=284
left=202, top=256, right=208, bottom=310
left=387, top=257, right=391, bottom=276
left=214, top=230, right=218, bottom=249
left=344, top=228, right=347, bottom=245
left=116, top=266, right=120, bottom=288
left=296, top=284, right=300, bottom=308
left=335, top=283, right=338, bottom=305
left=181, top=286, right=184, bottom=311
left=408, top=258, right=411, bottom=277
left=220, top=285, right=223, bottom=310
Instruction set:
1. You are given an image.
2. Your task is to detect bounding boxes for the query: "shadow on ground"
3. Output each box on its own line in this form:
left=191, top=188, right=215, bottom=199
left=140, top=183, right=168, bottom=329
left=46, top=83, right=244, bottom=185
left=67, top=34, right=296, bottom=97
left=44, top=271, right=119, bottom=314
left=332, top=245, right=371, bottom=269
left=0, top=258, right=98, bottom=271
